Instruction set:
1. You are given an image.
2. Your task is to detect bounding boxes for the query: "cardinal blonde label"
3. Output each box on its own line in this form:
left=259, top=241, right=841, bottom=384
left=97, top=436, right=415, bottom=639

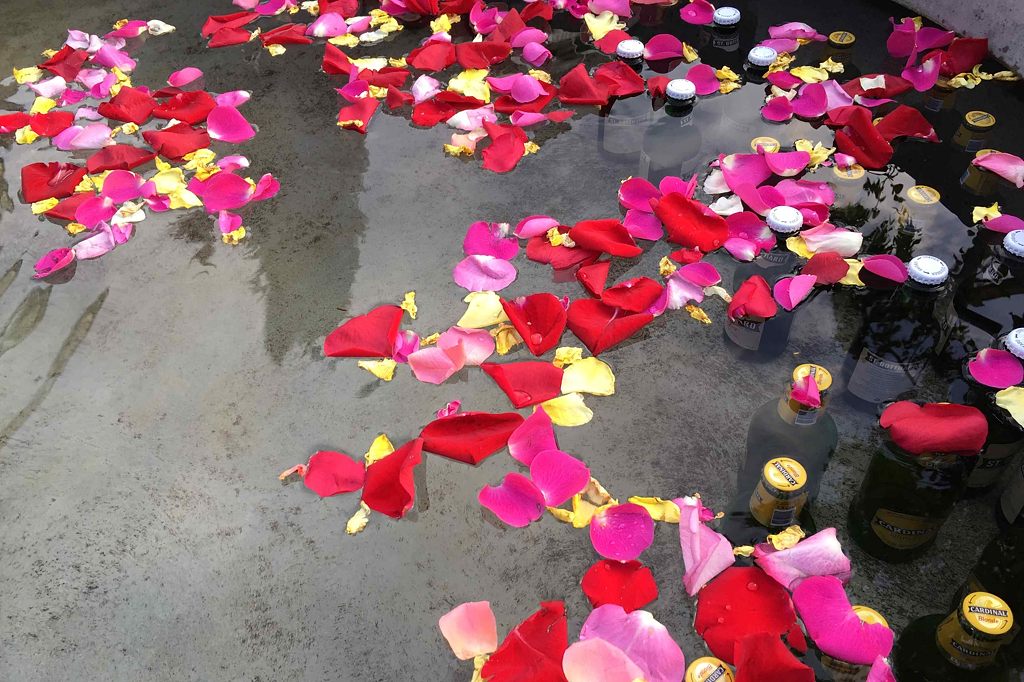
left=907, top=185, right=941, bottom=204
left=749, top=458, right=808, bottom=527
left=937, top=593, right=1013, bottom=668
left=870, top=508, right=941, bottom=550
left=792, top=364, right=833, bottom=392
left=828, top=30, right=856, bottom=46
left=750, top=136, right=780, bottom=153
left=954, top=112, right=995, bottom=151
left=686, top=657, right=734, bottom=682
left=833, top=164, right=865, bottom=180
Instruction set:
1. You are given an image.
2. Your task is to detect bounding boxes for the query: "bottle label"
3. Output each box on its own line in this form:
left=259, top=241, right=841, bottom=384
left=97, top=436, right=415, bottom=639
left=869, top=508, right=941, bottom=550
left=847, top=349, right=925, bottom=403
left=999, top=457, right=1024, bottom=523
left=760, top=250, right=792, bottom=266
left=793, top=408, right=819, bottom=426
left=936, top=612, right=1001, bottom=668
left=778, top=399, right=820, bottom=426
left=725, top=317, right=764, bottom=350
left=685, top=657, right=734, bottom=682
left=749, top=481, right=806, bottom=528
left=967, top=441, right=1023, bottom=489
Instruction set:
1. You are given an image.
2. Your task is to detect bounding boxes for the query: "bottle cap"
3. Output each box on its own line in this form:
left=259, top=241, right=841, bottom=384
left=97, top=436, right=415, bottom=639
left=963, top=110, right=996, bottom=130
left=747, top=46, right=778, bottom=67
left=961, top=592, right=1014, bottom=637
left=766, top=205, right=803, bottom=233
left=1004, top=328, right=1024, bottom=360
left=761, top=457, right=807, bottom=493
left=793, top=364, right=833, bottom=392
left=1004, top=230, right=1024, bottom=258
left=907, top=255, right=949, bottom=285
left=828, top=30, right=856, bottom=47
left=852, top=605, right=889, bottom=628
left=713, top=6, right=741, bottom=25
left=615, top=39, right=645, bottom=60
left=686, top=657, right=735, bottom=682
left=666, top=78, right=697, bottom=102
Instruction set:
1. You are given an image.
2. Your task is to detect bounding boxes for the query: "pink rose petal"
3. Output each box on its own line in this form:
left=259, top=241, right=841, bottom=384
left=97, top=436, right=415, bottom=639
left=478, top=472, right=546, bottom=527
left=800, top=223, right=862, bottom=257
left=623, top=210, right=664, bottom=241
left=522, top=42, right=552, bottom=67
left=720, top=153, right=772, bottom=192
left=974, top=152, right=1024, bottom=188
left=968, top=348, right=1024, bottom=389
left=679, top=0, right=714, bottom=25
left=439, top=601, right=498, bottom=660
left=760, top=37, right=799, bottom=53
left=793, top=576, right=894, bottom=665
left=762, top=96, right=794, bottom=122
left=861, top=254, right=908, bottom=284
left=676, top=496, right=734, bottom=595
left=463, top=221, right=519, bottom=259
left=590, top=503, right=655, bottom=561
left=983, top=214, right=1024, bottom=233
left=754, top=527, right=852, bottom=590
left=579, top=605, right=687, bottom=682
left=791, top=83, right=828, bottom=119
left=529, top=449, right=590, bottom=507
left=101, top=170, right=145, bottom=202
left=685, top=64, right=720, bottom=96
left=902, top=50, right=942, bottom=92
left=168, top=67, right=203, bottom=87
left=619, top=177, right=660, bottom=212
left=407, top=346, right=464, bottom=384
left=507, top=409, right=558, bottom=466
left=510, top=28, right=548, bottom=48
left=33, top=248, right=75, bottom=279
left=75, top=196, right=117, bottom=229
left=515, top=214, right=560, bottom=238
left=644, top=34, right=683, bottom=61
left=563, top=639, right=645, bottom=682
left=767, top=71, right=804, bottom=90
left=868, top=657, right=897, bottom=682
left=207, top=105, right=256, bottom=143
left=452, top=255, right=518, bottom=292
left=790, top=374, right=822, bottom=408
left=764, top=150, right=811, bottom=177
left=307, top=12, right=348, bottom=37
left=392, top=329, right=420, bottom=363
left=437, top=326, right=495, bottom=366
left=773, top=274, right=817, bottom=311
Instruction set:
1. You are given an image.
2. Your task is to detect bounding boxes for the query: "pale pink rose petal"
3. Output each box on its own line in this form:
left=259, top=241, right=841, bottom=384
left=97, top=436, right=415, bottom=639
left=679, top=0, right=714, bottom=25
left=644, top=34, right=683, bottom=61
left=29, top=76, right=68, bottom=100
left=754, top=527, right=852, bottom=590
left=623, top=210, right=664, bottom=240
left=591, top=503, right=655, bottom=561
left=507, top=408, right=558, bottom=466
left=478, top=472, right=546, bottom=527
left=452, top=255, right=518, bottom=292
left=73, top=224, right=119, bottom=260
left=411, top=75, right=441, bottom=104
left=438, top=601, right=498, bottom=660
left=522, top=41, right=552, bottom=67
left=563, top=639, right=645, bottom=682
left=619, top=177, right=660, bottom=212
left=168, top=67, right=203, bottom=87
left=579, top=605, right=687, bottom=682
left=216, top=154, right=250, bottom=172
left=74, top=105, right=103, bottom=121
left=968, top=348, right=1024, bottom=389
left=464, top=221, right=519, bottom=259
left=436, top=400, right=461, bottom=418
left=101, top=170, right=145, bottom=202
left=392, top=329, right=420, bottom=363
left=984, top=214, right=1024, bottom=233
left=215, top=90, right=251, bottom=107
left=685, top=64, right=720, bottom=96
left=703, top=169, right=730, bottom=194
left=510, top=111, right=548, bottom=127
left=974, top=152, right=1024, bottom=188
left=515, top=214, right=560, bottom=238
left=53, top=123, right=114, bottom=151
left=791, top=83, right=828, bottom=119
left=529, top=449, right=590, bottom=507
left=207, top=105, right=256, bottom=143
left=710, top=195, right=744, bottom=216
left=65, top=30, right=96, bottom=50
left=820, top=80, right=854, bottom=110
left=902, top=50, right=942, bottom=92
left=793, top=576, right=894, bottom=665
left=307, top=12, right=348, bottom=37
left=762, top=96, right=794, bottom=122
left=800, top=223, right=863, bottom=257
left=447, top=106, right=497, bottom=131
left=76, top=196, right=117, bottom=229
left=510, top=27, right=548, bottom=48
left=92, top=44, right=136, bottom=72
left=861, top=254, right=908, bottom=284
left=760, top=37, right=799, bottom=53
left=676, top=495, right=734, bottom=596
left=724, top=237, right=757, bottom=261
left=775, top=179, right=835, bottom=206
left=764, top=150, right=811, bottom=177
left=33, top=248, right=75, bottom=279
left=769, top=22, right=825, bottom=41
left=347, top=16, right=372, bottom=33
left=437, top=326, right=495, bottom=366
left=215, top=210, right=243, bottom=235
left=408, top=346, right=464, bottom=384
left=867, top=657, right=897, bottom=682
left=791, top=374, right=822, bottom=408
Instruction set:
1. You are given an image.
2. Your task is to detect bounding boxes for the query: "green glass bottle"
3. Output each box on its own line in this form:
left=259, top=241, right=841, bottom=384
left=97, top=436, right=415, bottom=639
left=893, top=592, right=1015, bottom=681
left=845, top=254, right=954, bottom=405
left=847, top=438, right=969, bottom=562
left=956, top=527, right=1024, bottom=667
left=737, top=364, right=839, bottom=502
left=722, top=456, right=815, bottom=547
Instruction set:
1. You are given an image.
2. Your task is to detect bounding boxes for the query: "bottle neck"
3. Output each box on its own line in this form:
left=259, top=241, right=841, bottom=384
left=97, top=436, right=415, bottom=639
left=777, top=396, right=823, bottom=426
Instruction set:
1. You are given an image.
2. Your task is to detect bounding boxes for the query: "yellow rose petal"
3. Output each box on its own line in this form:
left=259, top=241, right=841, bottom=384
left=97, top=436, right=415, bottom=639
left=996, top=387, right=1024, bottom=428
left=819, top=57, right=845, bottom=73
left=13, top=66, right=43, bottom=84
left=448, top=69, right=490, bottom=102
left=790, top=65, right=829, bottom=83
left=552, top=346, right=583, bottom=369
left=357, top=358, right=397, bottom=381
left=15, top=126, right=39, bottom=145
left=719, top=81, right=742, bottom=94
left=628, top=496, right=680, bottom=523
left=444, top=143, right=475, bottom=157
left=420, top=332, right=441, bottom=346
left=30, top=96, right=57, bottom=114
left=491, top=323, right=523, bottom=355
left=66, top=222, right=87, bottom=235
left=681, top=42, right=699, bottom=63
left=31, top=198, right=60, bottom=215
left=364, top=433, right=395, bottom=464
left=458, top=291, right=509, bottom=328
left=560, top=357, right=615, bottom=396
left=766, top=525, right=807, bottom=550
left=538, top=393, right=594, bottom=426
left=221, top=226, right=247, bottom=245
left=733, top=545, right=755, bottom=557
left=685, top=304, right=712, bottom=324
left=400, top=291, right=417, bottom=319
left=659, top=256, right=678, bottom=277
left=583, top=11, right=625, bottom=40
left=346, top=502, right=372, bottom=535
left=266, top=44, right=287, bottom=56
left=972, top=202, right=1001, bottom=223
left=840, top=259, right=865, bottom=286
left=529, top=69, right=552, bottom=83
left=329, top=34, right=360, bottom=47
left=570, top=496, right=600, bottom=528
left=786, top=236, right=814, bottom=259
left=715, top=66, right=740, bottom=82
left=547, top=506, right=575, bottom=524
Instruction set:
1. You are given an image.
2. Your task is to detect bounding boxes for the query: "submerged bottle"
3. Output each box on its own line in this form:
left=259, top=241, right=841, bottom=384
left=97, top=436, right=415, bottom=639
left=821, top=31, right=860, bottom=80
left=962, top=149, right=1003, bottom=196
left=737, top=364, right=839, bottom=501
left=845, top=254, right=953, bottom=405
left=745, top=46, right=777, bottom=83
left=999, top=454, right=1024, bottom=528
left=956, top=527, right=1024, bottom=666
left=953, top=111, right=997, bottom=153
left=724, top=205, right=803, bottom=357
left=709, top=7, right=741, bottom=53
left=639, top=79, right=703, bottom=184
left=893, top=592, right=1016, bottom=681
left=805, top=605, right=891, bottom=682
left=722, top=456, right=814, bottom=547
left=597, top=40, right=655, bottom=163
left=686, top=656, right=734, bottom=682
left=954, top=231, right=1024, bottom=343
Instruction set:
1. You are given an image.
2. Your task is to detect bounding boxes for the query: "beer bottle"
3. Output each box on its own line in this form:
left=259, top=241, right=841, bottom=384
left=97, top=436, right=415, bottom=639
left=597, top=40, right=657, bottom=164
left=954, top=230, right=1024, bottom=344
left=686, top=656, right=734, bottom=682
left=724, top=205, right=803, bottom=358
left=745, top=46, right=777, bottom=84
left=821, top=31, right=861, bottom=80
left=804, top=605, right=891, bottom=682
left=892, top=592, right=1015, bottom=681
left=845, top=255, right=953, bottom=405
left=999, top=453, right=1024, bottom=529
left=956, top=527, right=1024, bottom=666
left=737, top=364, right=838, bottom=502
left=638, top=79, right=704, bottom=186
left=721, top=456, right=814, bottom=547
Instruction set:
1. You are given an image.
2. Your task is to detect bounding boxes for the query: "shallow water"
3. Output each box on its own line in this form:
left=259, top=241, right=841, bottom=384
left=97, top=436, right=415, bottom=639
left=0, top=0, right=1022, bottom=679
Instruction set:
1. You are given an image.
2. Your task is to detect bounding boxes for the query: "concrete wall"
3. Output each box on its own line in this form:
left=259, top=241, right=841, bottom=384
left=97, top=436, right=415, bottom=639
left=901, top=0, right=1024, bottom=71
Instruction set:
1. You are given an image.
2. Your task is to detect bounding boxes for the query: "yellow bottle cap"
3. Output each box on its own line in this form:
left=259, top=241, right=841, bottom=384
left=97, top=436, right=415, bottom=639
left=907, top=185, right=941, bottom=205
left=750, top=136, right=780, bottom=153
left=962, top=592, right=1014, bottom=636
left=762, top=457, right=807, bottom=492
left=686, top=657, right=735, bottom=682
left=792, top=364, right=833, bottom=392
left=963, top=110, right=996, bottom=130
left=828, top=31, right=856, bottom=47
left=852, top=605, right=890, bottom=628
left=833, top=164, right=865, bottom=180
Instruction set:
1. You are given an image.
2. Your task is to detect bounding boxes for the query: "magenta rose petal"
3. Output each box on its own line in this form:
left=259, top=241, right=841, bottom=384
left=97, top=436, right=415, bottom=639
left=529, top=449, right=590, bottom=506
left=478, top=472, right=546, bottom=527
left=590, top=503, right=655, bottom=561
left=968, top=348, right=1024, bottom=389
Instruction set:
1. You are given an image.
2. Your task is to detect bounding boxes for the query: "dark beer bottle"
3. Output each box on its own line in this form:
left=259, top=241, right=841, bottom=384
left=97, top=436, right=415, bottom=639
left=893, top=592, right=1015, bottom=681
left=956, top=527, right=1024, bottom=666
left=721, top=456, right=814, bottom=547
left=954, top=230, right=1024, bottom=344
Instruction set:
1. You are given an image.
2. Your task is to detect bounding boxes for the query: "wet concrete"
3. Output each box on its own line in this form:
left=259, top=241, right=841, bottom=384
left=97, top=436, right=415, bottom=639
left=0, top=1, right=1023, bottom=680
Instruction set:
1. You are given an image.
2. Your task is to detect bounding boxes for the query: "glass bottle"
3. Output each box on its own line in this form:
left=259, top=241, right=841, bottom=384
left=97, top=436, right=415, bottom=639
left=721, top=456, right=814, bottom=547
left=737, top=364, right=839, bottom=502
left=821, top=31, right=861, bottom=80
left=952, top=111, right=997, bottom=153
left=724, top=205, right=803, bottom=358
left=597, top=40, right=656, bottom=164
left=709, top=7, right=741, bottom=54
left=956, top=527, right=1024, bottom=666
left=962, top=150, right=1002, bottom=196
left=745, top=46, right=777, bottom=84
left=954, top=231, right=1024, bottom=343
left=999, top=454, right=1024, bottom=528
left=638, top=79, right=704, bottom=186
left=845, top=255, right=953, bottom=405
left=922, top=75, right=958, bottom=114
left=804, top=605, right=891, bottom=682
left=893, top=592, right=1015, bottom=681
left=686, top=656, right=735, bottom=682
left=847, top=436, right=969, bottom=562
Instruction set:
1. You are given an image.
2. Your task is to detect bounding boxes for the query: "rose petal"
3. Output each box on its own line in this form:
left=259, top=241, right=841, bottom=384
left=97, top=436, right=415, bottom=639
left=439, top=601, right=498, bottom=660
left=437, top=326, right=495, bottom=366
left=590, top=503, right=655, bottom=561
left=754, top=527, right=851, bottom=590
left=453, top=255, right=518, bottom=292
left=679, top=0, right=714, bottom=25
left=482, top=602, right=568, bottom=680
left=481, top=361, right=565, bottom=408
left=303, top=450, right=364, bottom=497
left=773, top=274, right=817, bottom=311
left=619, top=177, right=660, bottom=213
left=579, top=605, right=687, bottom=682
left=793, top=576, right=894, bottom=665
left=762, top=96, right=794, bottom=123
left=420, top=411, right=524, bottom=464
left=880, top=401, right=988, bottom=455
left=968, top=348, right=1024, bottom=389
left=361, top=438, right=422, bottom=518
left=677, top=495, right=734, bottom=596
left=582, top=560, right=659, bottom=612
left=324, top=305, right=403, bottom=358
left=479, top=472, right=546, bottom=527
left=501, top=293, right=568, bottom=356
left=507, top=408, right=558, bottom=466
left=563, top=639, right=645, bottom=682
left=530, top=449, right=590, bottom=506
left=974, top=152, right=1024, bottom=188
left=685, top=64, right=720, bottom=96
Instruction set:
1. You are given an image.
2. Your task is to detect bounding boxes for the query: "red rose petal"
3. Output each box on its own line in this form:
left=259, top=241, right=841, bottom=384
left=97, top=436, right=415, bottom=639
left=28, top=111, right=74, bottom=137
left=97, top=86, right=157, bottom=125
left=594, top=29, right=632, bottom=54
left=594, top=61, right=647, bottom=97
left=601, top=277, right=664, bottom=313
left=0, top=112, right=31, bottom=133
left=581, top=560, right=659, bottom=612
left=323, top=304, right=404, bottom=358
left=337, top=97, right=380, bottom=134
left=481, top=362, right=564, bottom=408
left=38, top=45, right=89, bottom=81
left=86, top=144, right=157, bottom=173
left=879, top=401, right=988, bottom=455
left=455, top=41, right=512, bottom=69
left=44, top=192, right=92, bottom=221
left=558, top=63, right=611, bottom=106
left=142, top=122, right=211, bottom=160
left=567, top=299, right=653, bottom=356
left=480, top=602, right=568, bottom=682
left=208, top=26, right=253, bottom=48
left=734, top=632, right=814, bottom=682
left=201, top=11, right=258, bottom=37
left=825, top=105, right=893, bottom=170
left=576, top=259, right=611, bottom=297
left=408, top=42, right=457, bottom=72
left=653, top=192, right=729, bottom=253
left=728, top=275, right=778, bottom=321
left=874, top=104, right=939, bottom=143
left=501, top=293, right=568, bottom=356
left=20, top=162, right=87, bottom=203
left=801, top=252, right=850, bottom=285
left=412, top=91, right=486, bottom=127
left=361, top=438, right=423, bottom=518
left=489, top=8, right=526, bottom=43
left=260, top=23, right=314, bottom=46
left=303, top=450, right=365, bottom=497
left=152, top=90, right=217, bottom=125
left=526, top=233, right=601, bottom=271
left=385, top=86, right=414, bottom=109
left=482, top=128, right=527, bottom=173
left=323, top=43, right=353, bottom=75
left=493, top=82, right=557, bottom=115
left=359, top=67, right=410, bottom=90
left=568, top=219, right=642, bottom=258
left=941, top=37, right=988, bottom=77
left=419, top=411, right=525, bottom=464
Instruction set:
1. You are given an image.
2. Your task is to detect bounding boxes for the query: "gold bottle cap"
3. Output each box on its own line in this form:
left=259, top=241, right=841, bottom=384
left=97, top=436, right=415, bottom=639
left=792, top=364, right=833, bottom=392
left=762, top=457, right=807, bottom=492
left=963, top=110, right=996, bottom=130
left=828, top=30, right=856, bottom=47
left=962, top=592, right=1014, bottom=636
left=750, top=136, right=781, bottom=153
left=686, top=657, right=735, bottom=682
left=833, top=164, right=865, bottom=180
left=907, top=185, right=941, bottom=205
left=852, top=605, right=890, bottom=628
